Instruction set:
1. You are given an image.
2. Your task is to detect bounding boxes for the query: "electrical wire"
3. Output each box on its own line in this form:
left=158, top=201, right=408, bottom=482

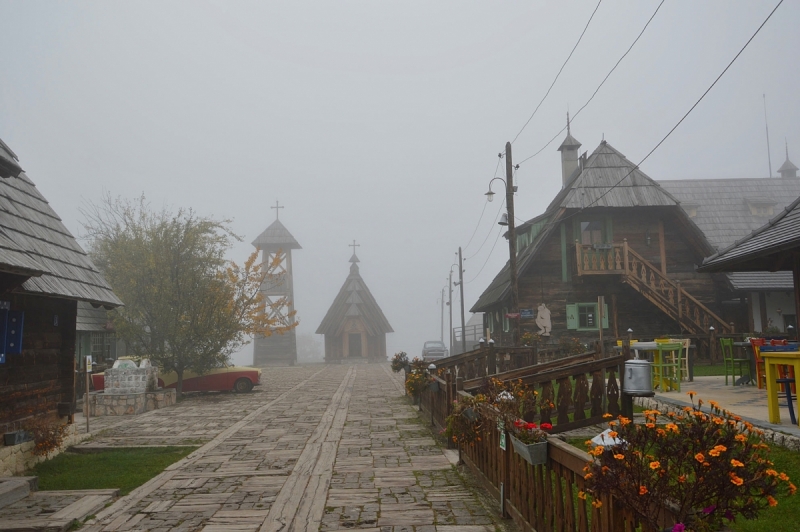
left=462, top=156, right=502, bottom=252
left=465, top=198, right=506, bottom=260
left=516, top=0, right=666, bottom=167
left=511, top=0, right=603, bottom=145
left=465, top=227, right=505, bottom=284
left=558, top=0, right=784, bottom=221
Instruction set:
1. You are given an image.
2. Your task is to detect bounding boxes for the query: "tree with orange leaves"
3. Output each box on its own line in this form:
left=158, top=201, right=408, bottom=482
left=83, top=194, right=296, bottom=398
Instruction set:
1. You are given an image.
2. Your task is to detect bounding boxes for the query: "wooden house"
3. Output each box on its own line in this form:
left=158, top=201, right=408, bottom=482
left=659, top=146, right=800, bottom=333
left=75, top=301, right=116, bottom=369
left=316, top=252, right=392, bottom=363
left=472, top=133, right=732, bottom=345
left=0, top=138, right=121, bottom=433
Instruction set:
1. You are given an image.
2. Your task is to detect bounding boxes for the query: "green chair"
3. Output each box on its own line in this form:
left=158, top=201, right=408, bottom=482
left=654, top=342, right=683, bottom=392
left=720, top=338, right=749, bottom=386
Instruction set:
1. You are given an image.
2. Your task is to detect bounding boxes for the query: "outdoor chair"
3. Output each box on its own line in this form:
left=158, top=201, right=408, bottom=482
left=668, top=338, right=691, bottom=381
left=776, top=376, right=797, bottom=425
left=720, top=338, right=749, bottom=386
left=653, top=342, right=683, bottom=392
left=749, top=338, right=766, bottom=389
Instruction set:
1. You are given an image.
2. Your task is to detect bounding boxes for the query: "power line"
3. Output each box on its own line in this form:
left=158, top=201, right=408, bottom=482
left=465, top=227, right=505, bottom=284
left=560, top=0, right=783, bottom=220
left=511, top=0, right=603, bottom=145
left=516, top=0, right=666, bottom=167
left=462, top=155, right=502, bottom=252
left=465, top=198, right=505, bottom=260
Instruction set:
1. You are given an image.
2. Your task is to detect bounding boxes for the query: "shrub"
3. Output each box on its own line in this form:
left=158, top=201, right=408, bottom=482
left=23, top=416, right=69, bottom=457
left=404, top=370, right=431, bottom=397
left=583, top=393, right=796, bottom=532
left=485, top=377, right=539, bottom=427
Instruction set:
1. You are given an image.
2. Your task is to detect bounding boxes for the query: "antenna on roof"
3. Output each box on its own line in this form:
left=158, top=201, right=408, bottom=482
left=567, top=111, right=571, bottom=135
left=763, top=94, right=773, bottom=178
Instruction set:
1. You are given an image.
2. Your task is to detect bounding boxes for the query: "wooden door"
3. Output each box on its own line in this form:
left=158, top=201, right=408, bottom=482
left=348, top=334, right=362, bottom=358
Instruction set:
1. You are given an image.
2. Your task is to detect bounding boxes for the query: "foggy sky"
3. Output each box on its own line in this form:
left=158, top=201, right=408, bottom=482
left=1, top=1, right=798, bottom=364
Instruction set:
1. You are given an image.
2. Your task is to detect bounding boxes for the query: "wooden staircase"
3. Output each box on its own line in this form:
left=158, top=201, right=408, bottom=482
left=575, top=241, right=732, bottom=335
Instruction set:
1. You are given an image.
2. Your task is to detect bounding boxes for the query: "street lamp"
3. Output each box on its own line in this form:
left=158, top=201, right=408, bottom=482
left=485, top=142, right=520, bottom=346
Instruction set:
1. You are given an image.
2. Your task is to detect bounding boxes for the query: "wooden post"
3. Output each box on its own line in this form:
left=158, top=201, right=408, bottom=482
left=487, top=343, right=497, bottom=375
left=623, top=238, right=630, bottom=273
left=677, top=280, right=682, bottom=325
left=709, top=327, right=717, bottom=363
left=611, top=294, right=618, bottom=338
left=84, top=358, right=91, bottom=433
left=458, top=247, right=467, bottom=355
left=505, top=142, right=520, bottom=346
left=658, top=220, right=667, bottom=275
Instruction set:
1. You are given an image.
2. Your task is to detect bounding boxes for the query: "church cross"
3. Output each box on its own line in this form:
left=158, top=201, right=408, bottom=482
left=271, top=201, right=284, bottom=220
left=349, top=240, right=360, bottom=253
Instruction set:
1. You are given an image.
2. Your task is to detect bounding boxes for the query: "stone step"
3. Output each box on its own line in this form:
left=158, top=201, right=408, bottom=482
left=0, top=477, right=37, bottom=509
left=0, top=518, right=73, bottom=532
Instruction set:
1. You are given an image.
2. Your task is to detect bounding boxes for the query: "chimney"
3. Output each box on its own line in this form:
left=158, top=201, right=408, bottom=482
left=557, top=114, right=581, bottom=187
left=778, top=140, right=798, bottom=179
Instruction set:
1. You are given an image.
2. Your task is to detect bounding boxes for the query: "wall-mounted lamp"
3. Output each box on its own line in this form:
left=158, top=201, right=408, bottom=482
left=645, top=229, right=651, bottom=247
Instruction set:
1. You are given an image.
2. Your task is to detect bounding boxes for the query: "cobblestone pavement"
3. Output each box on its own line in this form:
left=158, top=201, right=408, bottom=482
left=77, top=364, right=503, bottom=532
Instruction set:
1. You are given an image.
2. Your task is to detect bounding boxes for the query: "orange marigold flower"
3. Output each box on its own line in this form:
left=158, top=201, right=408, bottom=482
left=735, top=434, right=747, bottom=442
left=766, top=469, right=779, bottom=477
left=585, top=440, right=594, bottom=447
left=709, top=449, right=721, bottom=457
left=646, top=423, right=655, bottom=429
left=779, top=472, right=790, bottom=481
left=712, top=417, right=725, bottom=425
left=591, top=500, right=603, bottom=509
left=656, top=429, right=666, bottom=437
left=584, top=473, right=593, bottom=480
left=665, top=423, right=679, bottom=433
left=608, top=421, right=618, bottom=427
left=649, top=461, right=660, bottom=470
left=619, top=417, right=632, bottom=426
left=578, top=490, right=587, bottom=500
left=695, top=453, right=705, bottom=463
left=767, top=496, right=778, bottom=507
left=614, top=454, right=625, bottom=460
left=730, top=459, right=744, bottom=467
left=703, top=462, right=711, bottom=467
left=683, top=406, right=693, bottom=412
left=639, top=485, right=648, bottom=495
left=714, top=445, right=727, bottom=452
left=687, top=391, right=697, bottom=397
left=603, top=413, right=613, bottom=419
left=709, top=400, right=719, bottom=408
left=730, top=474, right=744, bottom=486
left=608, top=431, right=618, bottom=439
left=678, top=475, right=686, bottom=483
left=789, top=483, right=797, bottom=495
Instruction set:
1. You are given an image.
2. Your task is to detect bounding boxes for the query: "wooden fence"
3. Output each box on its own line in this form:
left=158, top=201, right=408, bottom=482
left=415, top=342, right=679, bottom=531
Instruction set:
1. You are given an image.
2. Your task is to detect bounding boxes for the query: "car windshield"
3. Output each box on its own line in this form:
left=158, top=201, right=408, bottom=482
left=424, top=342, right=446, bottom=348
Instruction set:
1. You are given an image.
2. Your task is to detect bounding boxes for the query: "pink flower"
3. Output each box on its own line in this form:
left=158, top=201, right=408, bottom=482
left=672, top=524, right=685, bottom=532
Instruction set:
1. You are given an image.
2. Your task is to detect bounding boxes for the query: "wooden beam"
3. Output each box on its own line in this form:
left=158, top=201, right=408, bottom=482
left=759, top=292, right=768, bottom=332
left=658, top=220, right=667, bottom=275
left=611, top=293, right=618, bottom=338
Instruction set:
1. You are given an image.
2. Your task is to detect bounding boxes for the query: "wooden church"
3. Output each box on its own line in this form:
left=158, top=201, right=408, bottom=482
left=251, top=203, right=301, bottom=366
left=316, top=245, right=393, bottom=363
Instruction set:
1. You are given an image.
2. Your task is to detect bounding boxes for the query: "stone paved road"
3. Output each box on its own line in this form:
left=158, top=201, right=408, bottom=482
left=81, top=364, right=503, bottom=532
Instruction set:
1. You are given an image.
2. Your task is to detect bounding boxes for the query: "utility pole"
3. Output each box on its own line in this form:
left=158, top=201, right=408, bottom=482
left=458, top=247, right=467, bottom=354
left=448, top=268, right=454, bottom=354
left=440, top=287, right=445, bottom=342
left=505, top=142, right=520, bottom=346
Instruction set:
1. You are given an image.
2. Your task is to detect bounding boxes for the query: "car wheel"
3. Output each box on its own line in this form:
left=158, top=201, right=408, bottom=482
left=234, top=378, right=253, bottom=393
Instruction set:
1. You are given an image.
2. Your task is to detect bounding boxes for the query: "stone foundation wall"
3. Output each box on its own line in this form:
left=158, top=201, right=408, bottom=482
left=0, top=423, right=89, bottom=477
left=104, top=366, right=158, bottom=393
left=89, top=389, right=176, bottom=416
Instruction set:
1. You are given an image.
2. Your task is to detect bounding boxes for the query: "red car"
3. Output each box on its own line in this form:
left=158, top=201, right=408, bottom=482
left=92, top=361, right=261, bottom=393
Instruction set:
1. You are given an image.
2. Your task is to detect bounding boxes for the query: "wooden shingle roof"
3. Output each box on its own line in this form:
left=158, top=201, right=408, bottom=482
left=77, top=301, right=111, bottom=332
left=699, top=194, right=800, bottom=273
left=0, top=139, right=121, bottom=307
left=315, top=257, right=392, bottom=336
left=251, top=219, right=302, bottom=250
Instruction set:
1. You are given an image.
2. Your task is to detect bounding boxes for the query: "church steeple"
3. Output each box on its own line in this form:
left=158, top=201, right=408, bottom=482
left=557, top=112, right=581, bottom=188
left=778, top=140, right=798, bottom=179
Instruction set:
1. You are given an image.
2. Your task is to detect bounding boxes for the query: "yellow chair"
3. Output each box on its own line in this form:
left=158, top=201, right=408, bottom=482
left=654, top=342, right=683, bottom=392
left=668, top=339, right=691, bottom=381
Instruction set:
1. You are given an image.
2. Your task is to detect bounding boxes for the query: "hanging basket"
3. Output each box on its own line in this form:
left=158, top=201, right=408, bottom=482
left=509, top=434, right=548, bottom=466
left=461, top=407, right=478, bottom=422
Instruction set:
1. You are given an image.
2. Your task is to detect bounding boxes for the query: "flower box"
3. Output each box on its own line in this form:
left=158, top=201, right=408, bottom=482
left=3, top=430, right=32, bottom=446
left=428, top=380, right=440, bottom=392
left=509, top=434, right=548, bottom=465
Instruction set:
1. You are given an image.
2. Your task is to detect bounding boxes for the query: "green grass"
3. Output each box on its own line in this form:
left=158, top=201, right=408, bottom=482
left=29, top=447, right=197, bottom=495
left=691, top=362, right=728, bottom=377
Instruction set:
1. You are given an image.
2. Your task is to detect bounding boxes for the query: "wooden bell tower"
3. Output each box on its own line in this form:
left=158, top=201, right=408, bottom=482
left=252, top=202, right=301, bottom=366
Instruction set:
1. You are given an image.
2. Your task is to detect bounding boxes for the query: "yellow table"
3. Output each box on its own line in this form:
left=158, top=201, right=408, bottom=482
left=761, top=350, right=800, bottom=425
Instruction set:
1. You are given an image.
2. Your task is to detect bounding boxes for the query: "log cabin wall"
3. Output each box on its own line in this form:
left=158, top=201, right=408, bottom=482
left=484, top=207, right=735, bottom=345
left=0, top=293, right=77, bottom=432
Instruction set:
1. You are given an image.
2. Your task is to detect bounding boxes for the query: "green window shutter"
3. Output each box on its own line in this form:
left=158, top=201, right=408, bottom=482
left=602, top=303, right=609, bottom=329
left=566, top=304, right=578, bottom=330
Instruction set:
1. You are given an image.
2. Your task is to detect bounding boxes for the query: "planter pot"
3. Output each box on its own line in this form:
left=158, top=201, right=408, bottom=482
left=3, top=430, right=32, bottom=446
left=461, top=407, right=478, bottom=423
left=509, top=434, right=548, bottom=466
left=428, top=380, right=440, bottom=392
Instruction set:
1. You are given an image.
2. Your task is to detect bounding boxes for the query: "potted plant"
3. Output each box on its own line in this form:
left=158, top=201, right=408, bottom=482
left=444, top=394, right=487, bottom=446
left=390, top=351, right=409, bottom=373
left=582, top=393, right=796, bottom=531
left=509, top=420, right=552, bottom=465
